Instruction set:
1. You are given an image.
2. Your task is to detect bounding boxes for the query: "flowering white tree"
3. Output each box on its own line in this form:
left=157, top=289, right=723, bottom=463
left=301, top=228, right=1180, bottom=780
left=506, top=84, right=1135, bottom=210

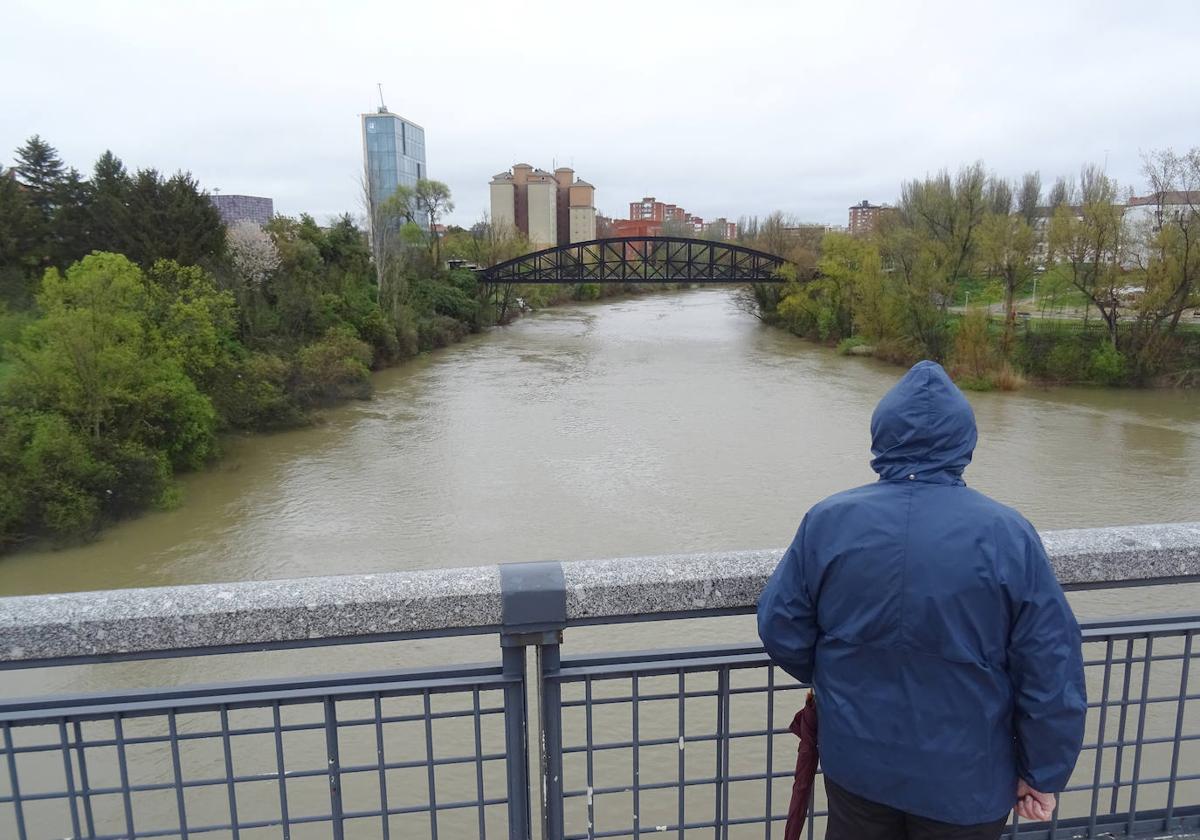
left=226, top=221, right=280, bottom=290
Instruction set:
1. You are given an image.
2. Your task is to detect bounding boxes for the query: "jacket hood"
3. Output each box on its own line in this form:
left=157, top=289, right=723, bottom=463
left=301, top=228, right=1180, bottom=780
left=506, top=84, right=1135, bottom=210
left=869, top=361, right=977, bottom=484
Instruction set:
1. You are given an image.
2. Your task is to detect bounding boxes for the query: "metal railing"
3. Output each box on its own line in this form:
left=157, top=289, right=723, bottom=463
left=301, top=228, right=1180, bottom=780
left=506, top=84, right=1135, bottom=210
left=1, top=521, right=1199, bottom=839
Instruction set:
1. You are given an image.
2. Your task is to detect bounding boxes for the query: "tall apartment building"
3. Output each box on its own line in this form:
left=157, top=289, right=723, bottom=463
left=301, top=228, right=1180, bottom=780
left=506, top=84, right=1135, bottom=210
left=848, top=200, right=892, bottom=236
left=630, top=197, right=666, bottom=223
left=362, top=106, right=427, bottom=230
left=490, top=164, right=597, bottom=248
left=627, top=196, right=735, bottom=239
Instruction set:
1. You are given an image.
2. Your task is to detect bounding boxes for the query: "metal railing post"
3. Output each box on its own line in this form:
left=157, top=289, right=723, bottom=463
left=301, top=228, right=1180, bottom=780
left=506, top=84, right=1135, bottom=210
left=502, top=642, right=532, bottom=840
left=539, top=638, right=565, bottom=840
left=323, top=697, right=345, bottom=840
left=500, top=562, right=568, bottom=840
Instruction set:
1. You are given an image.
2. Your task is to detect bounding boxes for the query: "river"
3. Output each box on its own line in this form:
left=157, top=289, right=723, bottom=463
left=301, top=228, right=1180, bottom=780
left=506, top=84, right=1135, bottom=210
left=2, top=288, right=1196, bottom=597
left=1, top=288, right=1198, bottom=838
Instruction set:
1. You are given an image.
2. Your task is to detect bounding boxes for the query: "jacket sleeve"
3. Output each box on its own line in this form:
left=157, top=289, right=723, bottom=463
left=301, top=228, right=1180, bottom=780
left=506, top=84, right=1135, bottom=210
left=1007, top=529, right=1087, bottom=792
left=757, top=517, right=818, bottom=684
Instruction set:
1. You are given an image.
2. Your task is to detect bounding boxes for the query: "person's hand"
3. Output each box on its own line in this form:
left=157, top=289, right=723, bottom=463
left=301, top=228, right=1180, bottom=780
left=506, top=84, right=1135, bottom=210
left=1015, top=778, right=1056, bottom=821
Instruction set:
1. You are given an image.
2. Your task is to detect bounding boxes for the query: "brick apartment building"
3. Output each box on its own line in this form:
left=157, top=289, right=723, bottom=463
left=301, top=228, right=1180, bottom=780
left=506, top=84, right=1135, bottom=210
left=848, top=200, right=894, bottom=236
left=625, top=196, right=736, bottom=239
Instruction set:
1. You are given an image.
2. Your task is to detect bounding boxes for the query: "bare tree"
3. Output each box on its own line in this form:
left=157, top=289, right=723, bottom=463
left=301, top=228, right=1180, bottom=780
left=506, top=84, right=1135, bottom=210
left=360, top=174, right=416, bottom=324
left=900, top=162, right=988, bottom=287
left=1047, top=176, right=1073, bottom=209
left=1017, top=171, right=1042, bottom=225
left=465, top=214, right=528, bottom=268
left=1048, top=166, right=1127, bottom=346
left=1139, top=148, right=1200, bottom=332
left=985, top=176, right=1014, bottom=216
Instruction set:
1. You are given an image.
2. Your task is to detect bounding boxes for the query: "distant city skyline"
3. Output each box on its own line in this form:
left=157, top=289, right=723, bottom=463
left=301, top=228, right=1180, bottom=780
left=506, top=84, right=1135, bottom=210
left=4, top=1, right=1197, bottom=230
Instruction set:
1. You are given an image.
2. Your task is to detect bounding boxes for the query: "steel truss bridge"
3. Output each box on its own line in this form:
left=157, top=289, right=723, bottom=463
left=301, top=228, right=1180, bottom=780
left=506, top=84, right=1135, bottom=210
left=477, top=236, right=789, bottom=285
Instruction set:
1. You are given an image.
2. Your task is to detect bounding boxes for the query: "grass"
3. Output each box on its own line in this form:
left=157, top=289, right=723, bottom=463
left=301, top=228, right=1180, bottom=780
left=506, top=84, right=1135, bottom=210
left=951, top=277, right=1003, bottom=307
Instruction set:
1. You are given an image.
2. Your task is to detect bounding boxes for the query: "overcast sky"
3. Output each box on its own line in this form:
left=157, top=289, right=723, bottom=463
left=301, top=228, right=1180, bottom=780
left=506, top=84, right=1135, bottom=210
left=4, top=1, right=1198, bottom=228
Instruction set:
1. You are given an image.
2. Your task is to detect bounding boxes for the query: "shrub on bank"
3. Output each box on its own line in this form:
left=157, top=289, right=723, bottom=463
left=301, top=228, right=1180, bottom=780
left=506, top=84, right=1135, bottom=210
left=210, top=352, right=305, bottom=431
left=418, top=313, right=472, bottom=351
left=1089, top=343, right=1128, bottom=385
left=292, top=327, right=374, bottom=408
left=836, top=336, right=868, bottom=355
left=873, top=337, right=923, bottom=367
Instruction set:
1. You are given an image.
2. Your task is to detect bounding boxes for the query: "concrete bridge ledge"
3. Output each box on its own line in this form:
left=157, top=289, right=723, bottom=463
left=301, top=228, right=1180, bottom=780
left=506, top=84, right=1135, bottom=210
left=1, top=522, right=1198, bottom=665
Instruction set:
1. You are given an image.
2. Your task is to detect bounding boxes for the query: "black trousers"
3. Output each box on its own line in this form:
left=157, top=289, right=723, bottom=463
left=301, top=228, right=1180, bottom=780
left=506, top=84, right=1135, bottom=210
left=824, top=778, right=1009, bottom=840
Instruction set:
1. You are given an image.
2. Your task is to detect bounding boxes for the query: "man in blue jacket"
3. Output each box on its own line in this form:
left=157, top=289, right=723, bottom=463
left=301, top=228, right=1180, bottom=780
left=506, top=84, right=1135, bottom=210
left=758, top=360, right=1086, bottom=839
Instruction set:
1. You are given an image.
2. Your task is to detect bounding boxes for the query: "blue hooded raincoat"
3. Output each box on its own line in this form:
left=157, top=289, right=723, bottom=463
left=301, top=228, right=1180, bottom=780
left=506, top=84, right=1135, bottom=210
left=757, top=361, right=1086, bottom=825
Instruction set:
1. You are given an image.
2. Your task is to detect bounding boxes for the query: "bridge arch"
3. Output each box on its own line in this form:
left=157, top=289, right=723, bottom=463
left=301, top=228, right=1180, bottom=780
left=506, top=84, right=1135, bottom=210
left=477, top=236, right=789, bottom=284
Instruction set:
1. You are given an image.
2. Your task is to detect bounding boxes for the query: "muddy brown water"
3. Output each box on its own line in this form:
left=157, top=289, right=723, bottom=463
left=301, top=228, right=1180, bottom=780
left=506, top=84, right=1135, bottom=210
left=2, top=289, right=1197, bottom=838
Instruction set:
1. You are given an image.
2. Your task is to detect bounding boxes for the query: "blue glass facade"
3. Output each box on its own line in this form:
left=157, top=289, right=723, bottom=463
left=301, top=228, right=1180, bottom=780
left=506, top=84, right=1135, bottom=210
left=362, top=112, right=427, bottom=223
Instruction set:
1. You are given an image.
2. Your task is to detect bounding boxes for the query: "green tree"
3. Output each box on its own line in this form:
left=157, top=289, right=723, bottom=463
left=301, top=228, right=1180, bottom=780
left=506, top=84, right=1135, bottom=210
left=0, top=408, right=109, bottom=543
left=0, top=167, right=42, bottom=305
left=89, top=150, right=134, bottom=256
left=10, top=253, right=148, bottom=440
left=145, top=260, right=239, bottom=386
left=6, top=253, right=216, bottom=466
left=53, top=167, right=92, bottom=267
left=13, top=135, right=66, bottom=221
left=414, top=178, right=454, bottom=265
left=979, top=211, right=1038, bottom=354
left=877, top=213, right=950, bottom=359
left=11, top=136, right=67, bottom=275
left=125, top=169, right=225, bottom=267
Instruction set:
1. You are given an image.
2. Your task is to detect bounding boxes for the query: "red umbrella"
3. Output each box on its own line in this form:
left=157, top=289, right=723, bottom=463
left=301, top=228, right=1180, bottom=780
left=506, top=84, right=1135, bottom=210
left=784, top=690, right=819, bottom=840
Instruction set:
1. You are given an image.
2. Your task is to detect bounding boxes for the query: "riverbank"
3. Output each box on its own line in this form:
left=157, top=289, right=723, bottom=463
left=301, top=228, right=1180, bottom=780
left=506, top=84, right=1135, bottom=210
left=765, top=310, right=1200, bottom=391
left=0, top=279, right=697, bottom=556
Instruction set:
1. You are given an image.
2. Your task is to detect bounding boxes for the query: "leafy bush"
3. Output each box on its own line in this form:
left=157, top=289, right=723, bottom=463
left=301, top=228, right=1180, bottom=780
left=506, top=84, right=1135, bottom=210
left=1043, top=341, right=1090, bottom=382
left=0, top=409, right=107, bottom=544
left=836, top=336, right=868, bottom=355
left=1089, top=343, right=1128, bottom=385
left=120, top=359, right=217, bottom=470
left=777, top=290, right=817, bottom=338
left=873, top=337, right=923, bottom=367
left=210, top=352, right=304, bottom=430
left=393, top=305, right=420, bottom=358
left=292, top=327, right=373, bottom=407
left=950, top=310, right=998, bottom=380
left=92, top=440, right=174, bottom=520
left=417, top=314, right=471, bottom=351
left=352, top=305, right=401, bottom=364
